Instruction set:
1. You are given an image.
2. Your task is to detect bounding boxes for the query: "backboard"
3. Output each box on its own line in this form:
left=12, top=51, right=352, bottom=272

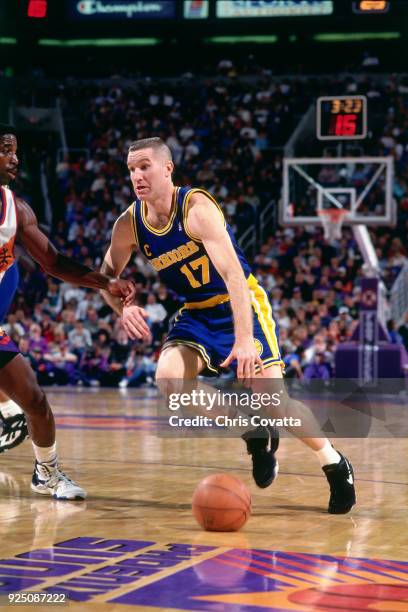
left=282, top=156, right=395, bottom=227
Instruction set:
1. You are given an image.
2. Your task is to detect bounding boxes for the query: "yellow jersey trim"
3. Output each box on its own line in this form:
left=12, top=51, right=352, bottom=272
left=174, top=305, right=186, bottom=323
left=255, top=358, right=285, bottom=374
left=250, top=282, right=280, bottom=360
left=141, top=186, right=179, bottom=236
left=130, top=202, right=139, bottom=247
left=182, top=188, right=226, bottom=243
left=246, top=273, right=259, bottom=290
left=162, top=339, right=218, bottom=373
left=184, top=294, right=230, bottom=310
left=182, top=274, right=258, bottom=310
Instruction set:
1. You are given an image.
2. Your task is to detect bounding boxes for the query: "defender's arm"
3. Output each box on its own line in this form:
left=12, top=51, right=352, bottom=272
left=16, top=198, right=135, bottom=299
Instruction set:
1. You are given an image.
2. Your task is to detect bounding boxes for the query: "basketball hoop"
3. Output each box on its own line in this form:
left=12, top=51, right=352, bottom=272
left=318, top=208, right=349, bottom=241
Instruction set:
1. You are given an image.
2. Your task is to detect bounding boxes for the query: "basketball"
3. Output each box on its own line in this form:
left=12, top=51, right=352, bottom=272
left=192, top=474, right=251, bottom=532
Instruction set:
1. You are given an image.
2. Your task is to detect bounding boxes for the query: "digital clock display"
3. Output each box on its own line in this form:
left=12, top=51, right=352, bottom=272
left=317, top=96, right=367, bottom=140
left=352, top=1, right=390, bottom=14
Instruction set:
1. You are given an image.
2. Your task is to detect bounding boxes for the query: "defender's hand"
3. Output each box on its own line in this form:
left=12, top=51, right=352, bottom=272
left=107, top=279, right=136, bottom=305
left=121, top=305, right=150, bottom=340
left=220, top=339, right=264, bottom=383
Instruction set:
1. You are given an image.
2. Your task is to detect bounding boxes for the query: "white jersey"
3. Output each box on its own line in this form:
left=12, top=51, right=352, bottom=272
left=0, top=185, right=17, bottom=285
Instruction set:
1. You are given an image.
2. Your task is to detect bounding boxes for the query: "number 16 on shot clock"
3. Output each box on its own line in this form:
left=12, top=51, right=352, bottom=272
left=317, top=95, right=367, bottom=140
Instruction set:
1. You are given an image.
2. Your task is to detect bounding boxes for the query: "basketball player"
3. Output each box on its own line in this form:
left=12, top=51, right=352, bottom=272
left=0, top=259, right=27, bottom=451
left=101, top=137, right=356, bottom=514
left=0, top=123, right=136, bottom=499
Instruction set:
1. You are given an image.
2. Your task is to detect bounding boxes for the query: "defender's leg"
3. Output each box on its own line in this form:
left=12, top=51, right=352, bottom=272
left=0, top=354, right=86, bottom=500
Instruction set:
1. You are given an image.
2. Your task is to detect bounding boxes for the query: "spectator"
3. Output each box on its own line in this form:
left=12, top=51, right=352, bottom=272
left=304, top=353, right=331, bottom=381
left=28, top=323, right=48, bottom=354
left=119, top=348, right=156, bottom=388
left=145, top=293, right=167, bottom=341
left=68, top=321, right=93, bottom=357
left=3, top=313, right=25, bottom=342
left=283, top=347, right=304, bottom=379
left=398, top=312, right=408, bottom=351
left=44, top=343, right=79, bottom=385
left=29, top=347, right=54, bottom=386
left=387, top=320, right=403, bottom=345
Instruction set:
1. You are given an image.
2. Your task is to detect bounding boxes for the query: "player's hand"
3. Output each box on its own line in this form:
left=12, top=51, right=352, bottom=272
left=107, top=278, right=136, bottom=304
left=121, top=305, right=150, bottom=340
left=220, top=338, right=264, bottom=384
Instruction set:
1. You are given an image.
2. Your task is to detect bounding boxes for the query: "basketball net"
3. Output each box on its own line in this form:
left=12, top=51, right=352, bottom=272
left=318, top=209, right=349, bottom=241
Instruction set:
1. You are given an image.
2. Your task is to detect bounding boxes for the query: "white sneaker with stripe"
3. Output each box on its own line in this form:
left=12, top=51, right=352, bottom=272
left=31, top=460, right=86, bottom=500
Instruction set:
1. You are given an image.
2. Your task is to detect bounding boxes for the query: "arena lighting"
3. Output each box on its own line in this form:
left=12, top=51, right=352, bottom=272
left=204, top=35, right=278, bottom=44
left=38, top=38, right=161, bottom=47
left=314, top=31, right=400, bottom=42
left=27, top=0, right=48, bottom=18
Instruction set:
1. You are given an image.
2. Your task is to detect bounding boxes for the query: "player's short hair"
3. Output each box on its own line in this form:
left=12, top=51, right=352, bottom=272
left=0, top=123, right=17, bottom=138
left=128, top=137, right=172, bottom=162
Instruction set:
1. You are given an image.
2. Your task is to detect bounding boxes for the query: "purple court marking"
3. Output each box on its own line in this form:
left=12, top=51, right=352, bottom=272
left=0, top=537, right=155, bottom=595
left=56, top=537, right=155, bottom=553
left=1, top=538, right=407, bottom=609
left=43, top=542, right=215, bottom=603
left=111, top=546, right=408, bottom=610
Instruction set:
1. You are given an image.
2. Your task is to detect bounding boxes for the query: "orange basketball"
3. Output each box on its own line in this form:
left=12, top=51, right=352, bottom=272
left=192, top=473, right=251, bottom=532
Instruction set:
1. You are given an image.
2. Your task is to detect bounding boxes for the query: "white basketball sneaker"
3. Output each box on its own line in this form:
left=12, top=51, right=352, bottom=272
left=31, top=460, right=86, bottom=500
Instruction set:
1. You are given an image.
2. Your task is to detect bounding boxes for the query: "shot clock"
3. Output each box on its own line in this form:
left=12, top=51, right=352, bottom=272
left=317, top=95, right=367, bottom=140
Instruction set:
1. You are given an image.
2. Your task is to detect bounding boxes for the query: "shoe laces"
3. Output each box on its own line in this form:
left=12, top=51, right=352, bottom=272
left=50, top=469, right=77, bottom=491
left=36, top=461, right=76, bottom=489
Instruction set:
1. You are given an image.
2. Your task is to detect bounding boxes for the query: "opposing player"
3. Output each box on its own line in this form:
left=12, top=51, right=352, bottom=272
left=101, top=137, right=356, bottom=514
left=0, top=258, right=27, bottom=451
left=0, top=123, right=136, bottom=499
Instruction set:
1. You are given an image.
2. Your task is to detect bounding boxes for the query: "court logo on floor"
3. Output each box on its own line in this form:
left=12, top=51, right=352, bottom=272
left=0, top=537, right=407, bottom=610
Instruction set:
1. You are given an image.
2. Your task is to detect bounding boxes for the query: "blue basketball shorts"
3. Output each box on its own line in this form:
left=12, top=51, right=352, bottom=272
left=0, top=263, right=20, bottom=369
left=164, top=276, right=284, bottom=375
left=0, top=263, right=19, bottom=323
left=0, top=326, right=19, bottom=370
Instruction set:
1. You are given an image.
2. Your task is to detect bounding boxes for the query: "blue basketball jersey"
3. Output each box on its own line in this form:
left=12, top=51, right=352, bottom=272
left=132, top=186, right=251, bottom=304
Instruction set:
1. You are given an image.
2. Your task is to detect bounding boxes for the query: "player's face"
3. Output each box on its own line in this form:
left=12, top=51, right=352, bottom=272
left=0, top=135, right=18, bottom=185
left=127, top=148, right=172, bottom=200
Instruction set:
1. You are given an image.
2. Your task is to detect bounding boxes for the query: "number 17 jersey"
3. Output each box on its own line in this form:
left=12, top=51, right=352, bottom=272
left=131, top=186, right=251, bottom=306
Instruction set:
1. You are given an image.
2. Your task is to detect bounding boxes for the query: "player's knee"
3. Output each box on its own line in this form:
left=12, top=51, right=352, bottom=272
left=155, top=362, right=172, bottom=381
left=20, top=385, right=48, bottom=418
left=156, top=361, right=172, bottom=394
left=155, top=357, right=185, bottom=380
left=155, top=371, right=183, bottom=398
left=155, top=362, right=192, bottom=399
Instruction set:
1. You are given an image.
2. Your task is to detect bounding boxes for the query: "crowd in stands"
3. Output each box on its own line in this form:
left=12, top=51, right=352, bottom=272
left=6, top=62, right=408, bottom=384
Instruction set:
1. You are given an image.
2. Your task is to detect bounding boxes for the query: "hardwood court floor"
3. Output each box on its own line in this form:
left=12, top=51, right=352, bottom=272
left=0, top=388, right=407, bottom=611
